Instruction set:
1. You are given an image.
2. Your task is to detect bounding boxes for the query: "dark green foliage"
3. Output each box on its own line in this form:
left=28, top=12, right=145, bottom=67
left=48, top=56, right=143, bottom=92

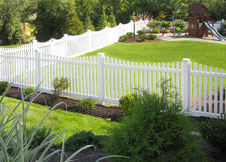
left=175, top=19, right=186, bottom=30
left=126, top=32, right=134, bottom=38
left=161, top=28, right=170, bottom=33
left=26, top=126, right=52, bottom=149
left=0, top=81, right=8, bottom=93
left=65, top=131, right=102, bottom=151
left=137, top=30, right=146, bottom=35
left=219, top=22, right=226, bottom=36
left=147, top=21, right=156, bottom=28
left=200, top=115, right=226, bottom=152
left=160, top=21, right=170, bottom=28
left=104, top=90, right=208, bottom=162
left=139, top=34, right=147, bottom=40
left=23, top=87, right=35, bottom=96
left=119, top=35, right=129, bottom=42
left=184, top=27, right=189, bottom=33
left=77, top=98, right=96, bottom=112
left=152, top=27, right=160, bottom=33
left=53, top=77, right=70, bottom=96
left=96, top=6, right=110, bottom=31
left=84, top=16, right=95, bottom=31
left=119, top=93, right=136, bottom=113
left=108, top=11, right=117, bottom=27
left=175, top=27, right=182, bottom=33
left=146, top=34, right=157, bottom=40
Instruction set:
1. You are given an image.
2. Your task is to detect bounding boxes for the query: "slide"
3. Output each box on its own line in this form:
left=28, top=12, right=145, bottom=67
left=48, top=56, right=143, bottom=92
left=204, top=21, right=225, bottom=41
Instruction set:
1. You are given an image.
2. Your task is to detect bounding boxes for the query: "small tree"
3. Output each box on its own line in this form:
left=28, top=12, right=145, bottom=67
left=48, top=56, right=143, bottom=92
left=96, top=6, right=110, bottom=30
left=53, top=77, right=70, bottom=96
left=84, top=16, right=95, bottom=31
left=108, top=11, right=117, bottom=27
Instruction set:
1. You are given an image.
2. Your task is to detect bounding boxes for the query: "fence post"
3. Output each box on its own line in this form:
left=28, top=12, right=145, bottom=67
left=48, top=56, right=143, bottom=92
left=33, top=40, right=41, bottom=88
left=64, top=34, right=68, bottom=57
left=51, top=38, right=55, bottom=55
left=87, top=30, right=91, bottom=52
left=119, top=23, right=122, bottom=36
left=105, top=26, right=109, bottom=46
left=181, top=58, right=191, bottom=112
left=97, top=53, right=105, bottom=105
left=130, top=20, right=133, bottom=32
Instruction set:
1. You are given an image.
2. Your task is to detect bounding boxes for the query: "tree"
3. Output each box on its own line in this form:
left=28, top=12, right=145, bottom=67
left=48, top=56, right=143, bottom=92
left=0, top=0, right=25, bottom=45
left=96, top=6, right=110, bottom=31
left=84, top=16, right=95, bottom=31
left=108, top=11, right=117, bottom=27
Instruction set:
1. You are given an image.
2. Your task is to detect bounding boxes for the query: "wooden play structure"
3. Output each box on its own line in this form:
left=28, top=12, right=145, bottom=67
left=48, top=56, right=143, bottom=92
left=188, top=4, right=215, bottom=38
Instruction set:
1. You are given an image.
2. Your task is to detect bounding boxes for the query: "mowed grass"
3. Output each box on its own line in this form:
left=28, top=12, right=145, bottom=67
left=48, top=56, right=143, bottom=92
left=83, top=40, right=226, bottom=70
left=1, top=96, right=117, bottom=143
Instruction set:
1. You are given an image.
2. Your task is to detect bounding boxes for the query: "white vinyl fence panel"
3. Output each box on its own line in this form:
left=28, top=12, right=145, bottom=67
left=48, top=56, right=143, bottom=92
left=1, top=51, right=226, bottom=119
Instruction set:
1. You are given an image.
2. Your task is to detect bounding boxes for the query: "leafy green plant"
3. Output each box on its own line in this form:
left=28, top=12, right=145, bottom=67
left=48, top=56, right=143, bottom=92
left=126, top=32, right=134, bottom=38
left=200, top=114, right=226, bottom=152
left=175, top=27, right=182, bottom=33
left=184, top=27, right=189, bottom=33
left=139, top=34, right=147, bottom=41
left=152, top=27, right=160, bottom=33
left=219, top=22, right=226, bottom=36
left=147, top=21, right=156, bottom=28
left=161, top=27, right=170, bottom=33
left=77, top=98, right=96, bottom=112
left=65, top=131, right=102, bottom=151
left=146, top=34, right=157, bottom=40
left=175, top=19, right=186, bottom=30
left=119, top=35, right=129, bottom=42
left=137, top=30, right=146, bottom=35
left=104, top=90, right=209, bottom=162
left=119, top=93, right=136, bottom=113
left=0, top=81, right=8, bottom=93
left=53, top=77, right=70, bottom=96
left=160, top=21, right=171, bottom=28
left=23, top=86, right=35, bottom=96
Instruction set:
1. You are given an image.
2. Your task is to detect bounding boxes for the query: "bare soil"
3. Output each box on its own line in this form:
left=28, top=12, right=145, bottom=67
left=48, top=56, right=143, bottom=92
left=5, top=87, right=122, bottom=121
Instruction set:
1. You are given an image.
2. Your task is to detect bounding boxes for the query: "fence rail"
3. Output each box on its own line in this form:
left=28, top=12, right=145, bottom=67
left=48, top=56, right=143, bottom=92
left=1, top=50, right=226, bottom=118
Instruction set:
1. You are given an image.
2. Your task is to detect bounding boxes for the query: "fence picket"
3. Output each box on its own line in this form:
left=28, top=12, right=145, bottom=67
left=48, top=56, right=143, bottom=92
left=214, top=68, right=218, bottom=114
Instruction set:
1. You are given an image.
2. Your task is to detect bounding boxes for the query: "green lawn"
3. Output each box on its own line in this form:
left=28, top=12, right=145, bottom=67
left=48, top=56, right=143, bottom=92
left=83, top=40, right=226, bottom=70
left=1, top=96, right=117, bottom=143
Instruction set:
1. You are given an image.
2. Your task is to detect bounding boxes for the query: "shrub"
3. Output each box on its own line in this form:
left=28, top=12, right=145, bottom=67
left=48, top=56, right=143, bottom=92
left=152, top=27, right=160, bottom=33
left=65, top=131, right=102, bottom=151
left=219, top=22, right=226, bottom=36
left=200, top=114, right=226, bottom=152
left=119, top=35, right=129, bottom=42
left=0, top=81, right=8, bottom=93
left=53, top=77, right=70, bottom=96
left=26, top=126, right=52, bottom=149
left=23, top=87, right=35, bottom=96
left=146, top=34, right=157, bottom=40
left=175, top=27, right=182, bottom=33
left=139, top=34, right=147, bottom=41
left=147, top=21, right=156, bottom=28
left=119, top=93, right=136, bottom=113
left=104, top=90, right=209, bottom=162
left=175, top=19, right=186, bottom=30
left=126, top=32, right=134, bottom=38
left=161, top=27, right=170, bottom=33
left=78, top=98, right=96, bottom=112
left=137, top=30, right=146, bottom=35
left=160, top=21, right=171, bottom=28
left=184, top=27, right=189, bottom=33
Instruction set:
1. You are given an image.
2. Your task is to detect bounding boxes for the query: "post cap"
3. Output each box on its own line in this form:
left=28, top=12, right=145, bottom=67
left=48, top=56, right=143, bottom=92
left=182, top=58, right=190, bottom=62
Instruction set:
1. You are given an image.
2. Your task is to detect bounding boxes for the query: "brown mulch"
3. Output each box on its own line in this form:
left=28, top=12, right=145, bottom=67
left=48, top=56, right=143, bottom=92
left=5, top=87, right=122, bottom=121
left=121, top=34, right=165, bottom=43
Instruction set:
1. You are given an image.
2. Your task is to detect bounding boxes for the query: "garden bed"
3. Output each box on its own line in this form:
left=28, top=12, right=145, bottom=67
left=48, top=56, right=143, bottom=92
left=6, top=87, right=122, bottom=121
left=121, top=34, right=164, bottom=43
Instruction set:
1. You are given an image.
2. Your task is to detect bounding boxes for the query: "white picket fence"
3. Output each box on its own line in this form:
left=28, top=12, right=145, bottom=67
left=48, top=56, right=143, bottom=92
left=0, top=49, right=226, bottom=118
left=0, top=19, right=149, bottom=58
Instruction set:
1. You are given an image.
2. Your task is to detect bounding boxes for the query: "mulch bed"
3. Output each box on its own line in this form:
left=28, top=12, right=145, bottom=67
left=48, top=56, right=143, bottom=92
left=121, top=34, right=165, bottom=43
left=5, top=87, right=122, bottom=121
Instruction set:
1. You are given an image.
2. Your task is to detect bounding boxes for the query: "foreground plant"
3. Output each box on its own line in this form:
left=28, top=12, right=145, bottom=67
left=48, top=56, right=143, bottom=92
left=0, top=84, right=127, bottom=162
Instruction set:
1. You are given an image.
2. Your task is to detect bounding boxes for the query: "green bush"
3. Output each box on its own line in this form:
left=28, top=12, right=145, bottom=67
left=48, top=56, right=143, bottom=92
left=161, top=27, right=170, bottom=33
left=139, top=34, right=147, bottom=40
left=147, top=21, right=156, bottom=28
left=0, top=81, right=8, bottom=93
left=175, top=19, right=186, bottom=30
left=104, top=90, right=209, bottom=162
left=53, top=77, right=70, bottom=95
left=78, top=98, right=96, bottom=112
left=146, top=34, right=157, bottom=40
left=200, top=114, right=226, bottom=152
left=23, top=87, right=35, bottom=96
left=152, top=27, right=160, bottom=33
left=184, top=27, right=189, bottom=33
left=26, top=126, right=52, bottom=149
left=160, top=21, right=171, bottom=28
left=119, top=35, right=129, bottom=42
left=119, top=93, right=136, bottom=113
left=219, top=22, right=226, bottom=36
left=175, top=27, right=182, bottom=33
left=126, top=32, right=134, bottom=38
left=137, top=30, right=146, bottom=35
left=65, top=131, right=102, bottom=151
left=154, top=20, right=161, bottom=26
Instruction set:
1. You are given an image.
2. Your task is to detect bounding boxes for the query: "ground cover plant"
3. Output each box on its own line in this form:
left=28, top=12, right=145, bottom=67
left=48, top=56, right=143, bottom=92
left=104, top=90, right=209, bottom=162
left=84, top=40, right=226, bottom=70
